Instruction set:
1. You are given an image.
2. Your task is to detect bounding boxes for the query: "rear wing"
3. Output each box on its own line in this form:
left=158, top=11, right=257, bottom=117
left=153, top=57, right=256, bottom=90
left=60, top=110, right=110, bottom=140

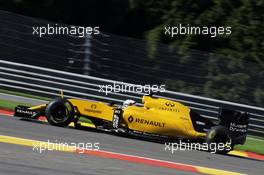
left=218, top=108, right=250, bottom=144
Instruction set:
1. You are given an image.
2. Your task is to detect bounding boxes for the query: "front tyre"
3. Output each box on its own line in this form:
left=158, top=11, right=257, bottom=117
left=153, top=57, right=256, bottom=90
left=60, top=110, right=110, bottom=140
left=206, top=126, right=233, bottom=154
left=45, top=98, right=75, bottom=127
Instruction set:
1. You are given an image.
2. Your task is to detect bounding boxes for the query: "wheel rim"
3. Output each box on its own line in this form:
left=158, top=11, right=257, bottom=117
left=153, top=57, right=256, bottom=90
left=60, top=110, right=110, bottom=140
left=51, top=105, right=68, bottom=123
left=208, top=130, right=231, bottom=152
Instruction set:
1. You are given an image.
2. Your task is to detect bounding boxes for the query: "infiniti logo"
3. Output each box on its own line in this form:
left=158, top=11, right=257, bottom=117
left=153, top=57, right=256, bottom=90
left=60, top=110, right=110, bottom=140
left=91, top=104, right=97, bottom=109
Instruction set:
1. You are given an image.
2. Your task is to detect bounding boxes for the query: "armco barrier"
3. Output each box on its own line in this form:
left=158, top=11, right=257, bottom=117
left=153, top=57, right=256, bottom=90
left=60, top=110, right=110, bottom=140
left=0, top=60, right=263, bottom=137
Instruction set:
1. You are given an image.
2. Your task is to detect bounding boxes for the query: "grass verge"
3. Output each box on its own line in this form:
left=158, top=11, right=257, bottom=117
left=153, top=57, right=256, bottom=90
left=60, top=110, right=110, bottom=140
left=0, top=97, right=263, bottom=154
left=0, top=99, right=31, bottom=110
left=234, top=137, right=264, bottom=155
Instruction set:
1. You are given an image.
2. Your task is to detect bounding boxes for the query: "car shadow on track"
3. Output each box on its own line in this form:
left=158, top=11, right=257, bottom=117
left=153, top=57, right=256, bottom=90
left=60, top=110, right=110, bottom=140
left=19, top=118, right=262, bottom=162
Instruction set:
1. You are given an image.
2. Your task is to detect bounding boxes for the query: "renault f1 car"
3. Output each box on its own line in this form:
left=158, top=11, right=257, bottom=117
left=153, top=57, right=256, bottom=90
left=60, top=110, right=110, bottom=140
left=14, top=94, right=249, bottom=153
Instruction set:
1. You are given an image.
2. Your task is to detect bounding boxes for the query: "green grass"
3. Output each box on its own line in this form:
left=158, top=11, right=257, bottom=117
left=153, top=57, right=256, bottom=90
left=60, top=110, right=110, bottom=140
left=0, top=96, right=263, bottom=154
left=235, top=137, right=264, bottom=155
left=0, top=99, right=32, bottom=110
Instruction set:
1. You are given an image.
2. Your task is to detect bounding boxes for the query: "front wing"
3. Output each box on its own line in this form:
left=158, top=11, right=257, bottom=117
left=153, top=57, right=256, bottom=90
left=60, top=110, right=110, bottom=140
left=14, top=105, right=44, bottom=119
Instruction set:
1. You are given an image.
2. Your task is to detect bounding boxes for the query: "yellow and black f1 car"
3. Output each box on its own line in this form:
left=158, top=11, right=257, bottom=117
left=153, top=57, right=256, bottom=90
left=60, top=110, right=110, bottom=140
left=14, top=94, right=249, bottom=153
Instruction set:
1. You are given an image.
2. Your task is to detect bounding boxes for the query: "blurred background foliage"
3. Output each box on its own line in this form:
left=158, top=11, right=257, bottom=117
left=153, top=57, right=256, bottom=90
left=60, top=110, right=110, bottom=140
left=0, top=0, right=263, bottom=106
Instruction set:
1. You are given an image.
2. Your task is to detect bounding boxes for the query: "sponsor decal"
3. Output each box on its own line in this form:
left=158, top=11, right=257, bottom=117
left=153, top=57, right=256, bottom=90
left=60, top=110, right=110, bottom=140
left=91, top=104, right=97, bottom=109
left=112, top=108, right=122, bottom=128
left=159, top=107, right=179, bottom=112
left=128, top=116, right=134, bottom=123
left=84, top=104, right=102, bottom=114
left=133, top=118, right=165, bottom=128
left=179, top=116, right=189, bottom=121
left=159, top=102, right=179, bottom=112
left=229, top=122, right=247, bottom=133
left=165, top=102, right=175, bottom=107
left=112, top=114, right=119, bottom=128
left=16, top=109, right=36, bottom=116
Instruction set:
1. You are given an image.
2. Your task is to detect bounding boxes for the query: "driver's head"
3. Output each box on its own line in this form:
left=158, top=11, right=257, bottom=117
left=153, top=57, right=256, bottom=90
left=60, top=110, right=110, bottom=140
left=123, top=99, right=136, bottom=107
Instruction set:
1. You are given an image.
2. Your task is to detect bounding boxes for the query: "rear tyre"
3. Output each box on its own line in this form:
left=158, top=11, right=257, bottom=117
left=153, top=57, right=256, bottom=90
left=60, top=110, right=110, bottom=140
left=45, top=98, right=75, bottom=127
left=206, top=126, right=232, bottom=154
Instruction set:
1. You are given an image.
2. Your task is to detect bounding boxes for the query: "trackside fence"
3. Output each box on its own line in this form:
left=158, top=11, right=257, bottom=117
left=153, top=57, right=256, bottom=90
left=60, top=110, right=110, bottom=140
left=0, top=60, right=263, bottom=137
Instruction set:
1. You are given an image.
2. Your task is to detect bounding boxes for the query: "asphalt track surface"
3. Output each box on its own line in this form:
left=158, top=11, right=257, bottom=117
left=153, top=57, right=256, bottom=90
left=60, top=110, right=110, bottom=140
left=0, top=94, right=263, bottom=175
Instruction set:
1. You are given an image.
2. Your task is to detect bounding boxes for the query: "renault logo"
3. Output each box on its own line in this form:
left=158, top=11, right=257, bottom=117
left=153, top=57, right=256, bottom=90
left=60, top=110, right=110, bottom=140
left=128, top=116, right=134, bottom=123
